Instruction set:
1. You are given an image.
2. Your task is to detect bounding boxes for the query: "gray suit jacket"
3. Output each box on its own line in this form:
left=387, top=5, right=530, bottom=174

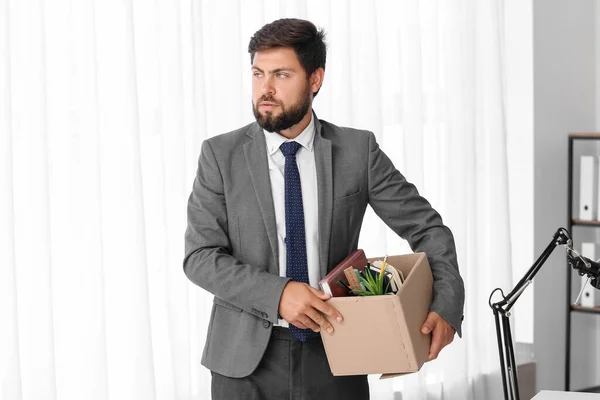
left=184, top=115, right=464, bottom=378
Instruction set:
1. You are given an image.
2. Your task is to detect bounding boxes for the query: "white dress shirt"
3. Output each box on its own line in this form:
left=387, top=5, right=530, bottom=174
left=263, top=114, right=320, bottom=327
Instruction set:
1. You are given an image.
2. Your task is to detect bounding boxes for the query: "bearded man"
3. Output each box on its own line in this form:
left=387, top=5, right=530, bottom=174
left=184, top=18, right=464, bottom=400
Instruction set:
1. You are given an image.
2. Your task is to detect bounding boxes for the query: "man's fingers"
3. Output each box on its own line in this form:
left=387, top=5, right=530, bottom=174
left=293, top=321, right=310, bottom=330
left=428, top=328, right=444, bottom=361
left=424, top=313, right=455, bottom=361
left=305, top=308, right=334, bottom=334
left=281, top=284, right=343, bottom=333
left=309, top=294, right=343, bottom=323
left=297, top=315, right=320, bottom=332
left=421, top=312, right=438, bottom=335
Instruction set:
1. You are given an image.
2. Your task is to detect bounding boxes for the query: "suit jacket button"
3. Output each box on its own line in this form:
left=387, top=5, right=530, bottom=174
left=263, top=321, right=271, bottom=328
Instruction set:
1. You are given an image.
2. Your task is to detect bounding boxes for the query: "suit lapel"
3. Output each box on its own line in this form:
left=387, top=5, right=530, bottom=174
left=313, top=117, right=333, bottom=278
left=243, top=124, right=279, bottom=273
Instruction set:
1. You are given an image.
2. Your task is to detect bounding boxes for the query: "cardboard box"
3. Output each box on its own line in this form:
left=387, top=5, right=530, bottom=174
left=320, top=253, right=433, bottom=378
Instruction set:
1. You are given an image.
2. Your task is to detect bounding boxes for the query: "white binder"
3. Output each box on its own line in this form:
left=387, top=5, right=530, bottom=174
left=580, top=242, right=600, bottom=307
left=597, top=156, right=600, bottom=221
left=579, top=156, right=595, bottom=220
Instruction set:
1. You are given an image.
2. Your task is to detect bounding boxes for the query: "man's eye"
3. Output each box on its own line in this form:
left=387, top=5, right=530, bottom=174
left=276, top=73, right=287, bottom=78
left=253, top=72, right=262, bottom=77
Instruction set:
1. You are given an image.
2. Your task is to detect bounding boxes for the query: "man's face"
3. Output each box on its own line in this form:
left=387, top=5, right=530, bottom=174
left=251, top=47, right=313, bottom=133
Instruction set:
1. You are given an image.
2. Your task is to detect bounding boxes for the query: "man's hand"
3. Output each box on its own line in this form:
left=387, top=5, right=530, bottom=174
left=421, top=311, right=455, bottom=361
left=278, top=281, right=343, bottom=334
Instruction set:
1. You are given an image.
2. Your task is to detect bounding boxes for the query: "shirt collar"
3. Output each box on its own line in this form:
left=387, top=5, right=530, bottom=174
left=264, top=112, right=315, bottom=156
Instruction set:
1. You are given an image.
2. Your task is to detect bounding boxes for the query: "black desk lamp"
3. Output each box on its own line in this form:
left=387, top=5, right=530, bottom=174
left=489, top=227, right=600, bottom=400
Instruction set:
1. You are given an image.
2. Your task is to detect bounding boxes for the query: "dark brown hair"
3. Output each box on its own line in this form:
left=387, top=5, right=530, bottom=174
left=248, top=18, right=327, bottom=96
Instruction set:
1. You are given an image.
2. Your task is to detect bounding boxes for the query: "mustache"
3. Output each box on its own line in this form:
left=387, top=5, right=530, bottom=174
left=259, top=96, right=281, bottom=105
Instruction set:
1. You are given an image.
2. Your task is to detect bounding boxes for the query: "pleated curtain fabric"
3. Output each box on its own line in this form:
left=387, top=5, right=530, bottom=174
left=0, top=1, right=516, bottom=398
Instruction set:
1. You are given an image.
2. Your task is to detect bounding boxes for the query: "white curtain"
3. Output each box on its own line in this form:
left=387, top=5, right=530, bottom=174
left=0, top=0, right=512, bottom=399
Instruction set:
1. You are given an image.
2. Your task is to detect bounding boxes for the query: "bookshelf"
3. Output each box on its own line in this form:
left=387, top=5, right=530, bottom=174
left=566, top=133, right=600, bottom=392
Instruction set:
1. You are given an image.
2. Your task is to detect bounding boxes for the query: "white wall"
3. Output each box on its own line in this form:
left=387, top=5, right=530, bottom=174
left=533, top=0, right=599, bottom=392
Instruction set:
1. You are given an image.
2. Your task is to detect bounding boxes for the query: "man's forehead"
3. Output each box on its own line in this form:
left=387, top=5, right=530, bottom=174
left=252, top=48, right=301, bottom=68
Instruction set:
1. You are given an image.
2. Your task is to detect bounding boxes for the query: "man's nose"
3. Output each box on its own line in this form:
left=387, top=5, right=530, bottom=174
left=261, top=76, right=275, bottom=95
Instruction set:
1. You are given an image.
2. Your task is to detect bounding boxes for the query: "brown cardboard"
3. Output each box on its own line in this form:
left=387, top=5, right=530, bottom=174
left=319, top=253, right=433, bottom=378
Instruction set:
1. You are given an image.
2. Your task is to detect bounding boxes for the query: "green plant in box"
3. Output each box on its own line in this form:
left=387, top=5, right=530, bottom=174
left=351, top=263, right=392, bottom=296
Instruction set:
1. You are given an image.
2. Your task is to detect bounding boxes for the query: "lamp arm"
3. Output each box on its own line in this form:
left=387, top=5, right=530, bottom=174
left=493, top=228, right=572, bottom=314
left=489, top=227, right=572, bottom=400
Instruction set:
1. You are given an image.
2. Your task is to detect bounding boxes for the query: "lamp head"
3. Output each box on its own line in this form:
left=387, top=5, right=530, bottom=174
left=567, top=249, right=600, bottom=289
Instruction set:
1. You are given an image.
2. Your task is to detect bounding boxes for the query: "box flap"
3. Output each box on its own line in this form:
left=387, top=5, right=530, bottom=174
left=395, top=253, right=433, bottom=369
left=376, top=253, right=433, bottom=378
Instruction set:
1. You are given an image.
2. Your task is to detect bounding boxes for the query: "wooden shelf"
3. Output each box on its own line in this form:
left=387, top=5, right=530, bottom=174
left=572, top=219, right=600, bottom=226
left=569, top=133, right=600, bottom=139
left=570, top=304, right=600, bottom=314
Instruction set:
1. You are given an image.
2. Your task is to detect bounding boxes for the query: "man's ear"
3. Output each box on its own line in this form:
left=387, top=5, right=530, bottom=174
left=309, top=68, right=325, bottom=95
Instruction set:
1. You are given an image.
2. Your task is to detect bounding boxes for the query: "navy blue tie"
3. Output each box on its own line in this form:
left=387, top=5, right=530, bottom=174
left=280, top=141, right=312, bottom=342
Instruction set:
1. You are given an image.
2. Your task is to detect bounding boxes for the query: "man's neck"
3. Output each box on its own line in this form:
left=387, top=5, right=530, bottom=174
left=278, top=110, right=313, bottom=140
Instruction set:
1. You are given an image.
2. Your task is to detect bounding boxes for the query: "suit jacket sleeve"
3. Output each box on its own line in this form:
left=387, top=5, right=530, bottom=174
left=366, top=132, right=465, bottom=336
left=183, top=140, right=289, bottom=324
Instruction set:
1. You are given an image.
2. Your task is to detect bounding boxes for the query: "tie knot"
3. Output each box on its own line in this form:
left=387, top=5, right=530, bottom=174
left=280, top=141, right=302, bottom=157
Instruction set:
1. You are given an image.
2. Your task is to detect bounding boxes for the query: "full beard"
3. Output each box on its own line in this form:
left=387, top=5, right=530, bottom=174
left=253, top=85, right=312, bottom=133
